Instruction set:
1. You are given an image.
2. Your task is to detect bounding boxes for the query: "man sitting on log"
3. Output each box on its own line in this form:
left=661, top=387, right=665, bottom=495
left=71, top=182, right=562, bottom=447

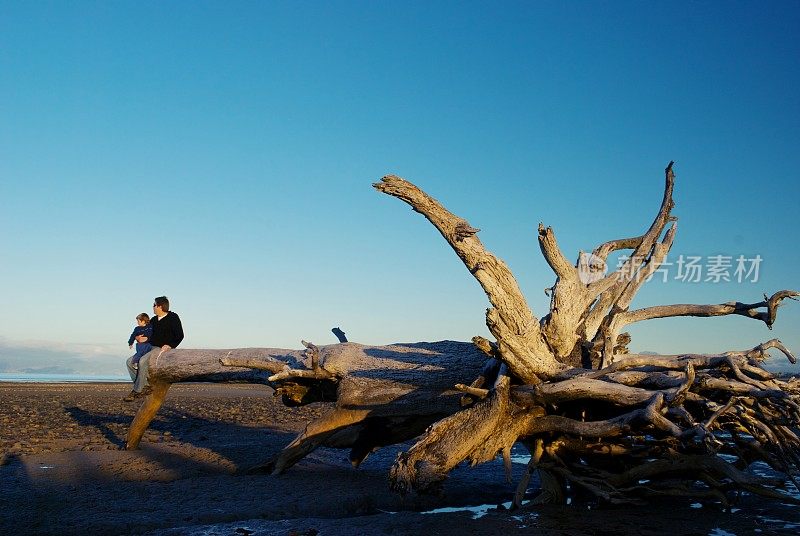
left=124, top=296, right=184, bottom=401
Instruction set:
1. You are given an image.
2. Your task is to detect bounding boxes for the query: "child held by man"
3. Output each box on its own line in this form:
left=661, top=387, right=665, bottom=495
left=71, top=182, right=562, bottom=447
left=127, top=313, right=153, bottom=370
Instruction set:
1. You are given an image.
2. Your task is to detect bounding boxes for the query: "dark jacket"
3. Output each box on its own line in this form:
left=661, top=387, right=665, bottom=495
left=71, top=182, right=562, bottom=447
left=149, top=311, right=184, bottom=348
left=128, top=325, right=153, bottom=346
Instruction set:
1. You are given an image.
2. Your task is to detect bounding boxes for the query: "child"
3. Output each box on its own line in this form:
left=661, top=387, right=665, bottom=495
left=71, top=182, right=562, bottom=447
left=127, top=313, right=153, bottom=366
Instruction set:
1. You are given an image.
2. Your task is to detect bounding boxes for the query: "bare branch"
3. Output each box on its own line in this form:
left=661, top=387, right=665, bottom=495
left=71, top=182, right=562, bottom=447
left=455, top=384, right=489, bottom=399
left=513, top=377, right=653, bottom=407
left=219, top=356, right=288, bottom=374
left=301, top=340, right=322, bottom=371
left=747, top=338, right=797, bottom=365
left=537, top=223, right=577, bottom=281
left=669, top=363, right=695, bottom=406
left=616, top=290, right=799, bottom=331
left=268, top=367, right=336, bottom=382
left=589, top=162, right=676, bottom=297
left=592, top=235, right=647, bottom=262
left=698, top=376, right=788, bottom=399
left=375, top=175, right=563, bottom=381
left=594, top=222, right=678, bottom=366
left=523, top=393, right=681, bottom=438
left=565, top=341, right=796, bottom=382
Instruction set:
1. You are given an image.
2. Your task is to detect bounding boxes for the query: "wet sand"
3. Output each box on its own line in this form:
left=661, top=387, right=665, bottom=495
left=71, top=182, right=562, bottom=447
left=1, top=382, right=798, bottom=535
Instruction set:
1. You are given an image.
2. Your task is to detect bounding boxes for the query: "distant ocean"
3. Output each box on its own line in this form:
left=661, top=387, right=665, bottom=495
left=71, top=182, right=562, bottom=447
left=0, top=373, right=128, bottom=383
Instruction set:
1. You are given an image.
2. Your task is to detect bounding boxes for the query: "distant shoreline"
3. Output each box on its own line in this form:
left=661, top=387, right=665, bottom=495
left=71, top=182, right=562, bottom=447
left=0, top=373, right=129, bottom=383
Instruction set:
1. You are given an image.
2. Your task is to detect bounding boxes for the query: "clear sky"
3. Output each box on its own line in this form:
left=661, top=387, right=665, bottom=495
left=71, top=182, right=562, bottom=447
left=1, top=1, right=798, bottom=375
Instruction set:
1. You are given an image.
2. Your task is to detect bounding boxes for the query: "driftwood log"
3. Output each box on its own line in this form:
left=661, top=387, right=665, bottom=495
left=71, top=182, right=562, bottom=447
left=125, top=341, right=485, bottom=474
left=126, top=347, right=302, bottom=450
left=127, top=162, right=800, bottom=508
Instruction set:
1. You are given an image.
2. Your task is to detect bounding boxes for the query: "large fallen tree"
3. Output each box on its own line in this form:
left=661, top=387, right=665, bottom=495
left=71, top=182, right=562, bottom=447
left=127, top=163, right=799, bottom=507
left=125, top=340, right=486, bottom=473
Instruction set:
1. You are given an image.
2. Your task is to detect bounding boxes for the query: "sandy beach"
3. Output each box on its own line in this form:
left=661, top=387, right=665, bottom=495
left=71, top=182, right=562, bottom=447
left=2, top=382, right=799, bottom=535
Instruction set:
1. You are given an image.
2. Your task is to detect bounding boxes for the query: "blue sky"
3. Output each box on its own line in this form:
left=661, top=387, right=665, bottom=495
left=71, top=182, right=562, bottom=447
left=1, top=1, right=798, bottom=375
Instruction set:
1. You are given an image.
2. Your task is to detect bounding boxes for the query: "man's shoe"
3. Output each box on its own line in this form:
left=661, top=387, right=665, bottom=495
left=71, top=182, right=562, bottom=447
left=123, top=391, right=136, bottom=402
left=137, top=386, right=153, bottom=397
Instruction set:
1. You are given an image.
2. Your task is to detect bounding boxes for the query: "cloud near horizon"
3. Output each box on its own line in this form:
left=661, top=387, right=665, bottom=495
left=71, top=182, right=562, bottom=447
left=0, top=337, right=129, bottom=376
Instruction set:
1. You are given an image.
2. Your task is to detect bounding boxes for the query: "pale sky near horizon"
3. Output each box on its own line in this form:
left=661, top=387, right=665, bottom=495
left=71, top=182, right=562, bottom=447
left=1, top=1, right=799, bottom=374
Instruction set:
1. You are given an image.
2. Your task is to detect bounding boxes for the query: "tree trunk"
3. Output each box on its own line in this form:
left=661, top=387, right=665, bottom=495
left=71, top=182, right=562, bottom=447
left=126, top=347, right=304, bottom=449
left=126, top=341, right=486, bottom=473
left=126, top=162, right=800, bottom=508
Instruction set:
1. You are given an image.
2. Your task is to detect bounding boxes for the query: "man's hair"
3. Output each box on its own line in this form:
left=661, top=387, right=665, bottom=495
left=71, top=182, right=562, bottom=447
left=154, top=296, right=170, bottom=312
left=136, top=313, right=150, bottom=323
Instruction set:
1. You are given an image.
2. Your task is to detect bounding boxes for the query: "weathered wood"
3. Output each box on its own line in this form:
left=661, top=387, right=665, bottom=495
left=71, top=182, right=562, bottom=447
left=615, top=290, right=800, bottom=333
left=374, top=176, right=563, bottom=382
left=126, top=381, right=170, bottom=449
left=375, top=164, right=800, bottom=505
left=124, top=163, right=800, bottom=509
left=331, top=327, right=348, bottom=343
left=514, top=377, right=655, bottom=407
left=391, top=372, right=538, bottom=495
left=124, top=347, right=304, bottom=450
left=146, top=347, right=306, bottom=383
left=127, top=341, right=487, bottom=467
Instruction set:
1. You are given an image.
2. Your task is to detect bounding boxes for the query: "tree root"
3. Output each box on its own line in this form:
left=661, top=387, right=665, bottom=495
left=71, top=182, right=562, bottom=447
left=392, top=339, right=800, bottom=506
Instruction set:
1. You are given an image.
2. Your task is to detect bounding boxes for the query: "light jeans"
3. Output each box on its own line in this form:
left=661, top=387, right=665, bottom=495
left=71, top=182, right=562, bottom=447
left=126, top=347, right=161, bottom=392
